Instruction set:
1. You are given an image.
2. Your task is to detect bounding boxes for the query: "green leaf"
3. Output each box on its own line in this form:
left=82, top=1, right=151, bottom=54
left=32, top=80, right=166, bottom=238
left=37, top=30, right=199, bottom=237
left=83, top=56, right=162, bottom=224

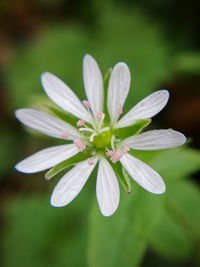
left=110, top=161, right=131, bottom=193
left=103, top=68, right=112, bottom=123
left=150, top=146, right=200, bottom=180
left=115, top=119, right=151, bottom=139
left=45, top=104, right=78, bottom=126
left=149, top=203, right=194, bottom=261
left=150, top=179, right=200, bottom=261
left=166, top=180, right=200, bottom=238
left=88, top=189, right=162, bottom=267
left=1, top=193, right=92, bottom=267
left=45, top=151, right=90, bottom=180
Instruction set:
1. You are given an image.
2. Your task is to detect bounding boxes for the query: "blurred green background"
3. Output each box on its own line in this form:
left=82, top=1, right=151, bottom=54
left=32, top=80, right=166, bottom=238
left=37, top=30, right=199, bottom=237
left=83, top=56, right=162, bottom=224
left=0, top=0, right=200, bottom=266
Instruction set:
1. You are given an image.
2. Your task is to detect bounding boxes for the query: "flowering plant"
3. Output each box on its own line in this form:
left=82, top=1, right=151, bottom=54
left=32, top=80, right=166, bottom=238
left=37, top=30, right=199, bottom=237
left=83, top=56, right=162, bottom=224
left=15, top=55, right=186, bottom=216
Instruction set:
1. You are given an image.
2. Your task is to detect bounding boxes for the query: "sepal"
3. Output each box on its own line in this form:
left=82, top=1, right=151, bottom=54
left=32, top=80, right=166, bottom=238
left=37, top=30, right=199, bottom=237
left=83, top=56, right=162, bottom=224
left=45, top=151, right=90, bottom=180
left=45, top=104, right=78, bottom=126
left=110, top=161, right=132, bottom=193
left=115, top=119, right=151, bottom=139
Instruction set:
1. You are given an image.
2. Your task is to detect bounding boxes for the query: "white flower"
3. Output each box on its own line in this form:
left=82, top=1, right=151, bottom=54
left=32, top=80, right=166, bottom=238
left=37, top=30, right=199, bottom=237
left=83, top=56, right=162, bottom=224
left=15, top=54, right=186, bottom=217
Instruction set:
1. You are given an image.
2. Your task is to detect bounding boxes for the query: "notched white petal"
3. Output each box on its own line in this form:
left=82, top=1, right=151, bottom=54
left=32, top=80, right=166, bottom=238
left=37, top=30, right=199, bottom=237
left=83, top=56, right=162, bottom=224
left=15, top=108, right=79, bottom=139
left=96, top=158, right=120, bottom=217
left=50, top=159, right=97, bottom=207
left=41, top=72, right=91, bottom=123
left=123, top=129, right=186, bottom=150
left=116, top=90, right=169, bottom=128
left=83, top=54, right=104, bottom=116
left=120, top=154, right=166, bottom=194
left=15, top=144, right=79, bottom=173
left=107, top=62, right=131, bottom=125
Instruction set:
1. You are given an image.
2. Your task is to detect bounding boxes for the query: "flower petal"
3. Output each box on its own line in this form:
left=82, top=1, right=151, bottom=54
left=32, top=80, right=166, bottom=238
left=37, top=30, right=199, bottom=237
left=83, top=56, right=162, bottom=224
left=116, top=90, right=169, bottom=128
left=96, top=158, right=120, bottom=217
left=15, top=144, right=79, bottom=173
left=123, top=129, right=186, bottom=150
left=15, top=108, right=79, bottom=139
left=83, top=54, right=104, bottom=116
left=41, top=72, right=91, bottom=122
left=120, top=154, right=165, bottom=194
left=50, top=159, right=97, bottom=207
left=107, top=62, right=131, bottom=125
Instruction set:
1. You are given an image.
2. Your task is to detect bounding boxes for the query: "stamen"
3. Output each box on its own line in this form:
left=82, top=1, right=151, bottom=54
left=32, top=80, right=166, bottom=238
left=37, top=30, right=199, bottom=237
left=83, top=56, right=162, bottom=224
left=122, top=146, right=130, bottom=154
left=60, top=130, right=70, bottom=139
left=111, top=135, right=116, bottom=151
left=79, top=127, right=95, bottom=133
left=77, top=120, right=85, bottom=127
left=110, top=150, right=124, bottom=163
left=106, top=150, right=115, bottom=157
left=88, top=158, right=95, bottom=165
left=73, top=138, right=86, bottom=151
left=99, top=127, right=110, bottom=134
left=98, top=112, right=105, bottom=132
left=118, top=104, right=123, bottom=115
left=96, top=111, right=104, bottom=119
left=90, top=132, right=97, bottom=142
left=106, top=146, right=130, bottom=163
left=82, top=100, right=91, bottom=109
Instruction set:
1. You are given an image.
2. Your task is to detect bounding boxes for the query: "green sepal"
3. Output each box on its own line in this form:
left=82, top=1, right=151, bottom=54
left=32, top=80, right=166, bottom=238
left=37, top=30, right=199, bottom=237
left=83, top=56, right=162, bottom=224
left=45, top=104, right=78, bottom=126
left=115, top=119, right=151, bottom=139
left=110, top=161, right=132, bottom=193
left=45, top=151, right=90, bottom=180
left=103, top=68, right=112, bottom=123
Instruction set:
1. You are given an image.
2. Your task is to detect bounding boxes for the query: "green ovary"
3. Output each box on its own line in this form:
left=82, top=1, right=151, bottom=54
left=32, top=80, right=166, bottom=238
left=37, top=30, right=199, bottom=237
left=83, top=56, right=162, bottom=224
left=92, top=130, right=112, bottom=148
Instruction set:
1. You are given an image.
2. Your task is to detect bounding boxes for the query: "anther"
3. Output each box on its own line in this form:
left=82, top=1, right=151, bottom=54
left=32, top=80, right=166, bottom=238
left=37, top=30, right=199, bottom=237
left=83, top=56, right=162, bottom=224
left=77, top=120, right=85, bottom=127
left=106, top=150, right=115, bottom=157
left=106, top=146, right=130, bottom=163
left=73, top=138, right=86, bottom=152
left=118, top=104, right=123, bottom=115
left=96, top=111, right=104, bottom=119
left=60, top=130, right=70, bottom=139
left=82, top=100, right=91, bottom=109
left=122, top=146, right=130, bottom=154
left=88, top=158, right=95, bottom=165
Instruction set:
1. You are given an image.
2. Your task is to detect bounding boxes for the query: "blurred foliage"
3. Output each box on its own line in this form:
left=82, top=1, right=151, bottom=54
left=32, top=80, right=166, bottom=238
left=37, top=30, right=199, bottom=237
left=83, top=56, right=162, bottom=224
left=1, top=3, right=200, bottom=267
left=5, top=8, right=171, bottom=112
left=2, top=147, right=200, bottom=267
left=88, top=147, right=200, bottom=267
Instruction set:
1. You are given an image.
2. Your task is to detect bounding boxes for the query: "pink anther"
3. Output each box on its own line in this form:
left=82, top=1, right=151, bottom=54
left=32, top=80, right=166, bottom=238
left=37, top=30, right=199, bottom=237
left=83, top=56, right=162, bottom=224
left=122, top=146, right=130, bottom=154
left=118, top=104, right=123, bottom=115
left=60, top=130, right=70, bottom=139
left=110, top=150, right=124, bottom=163
left=106, top=150, right=115, bottom=157
left=77, top=120, right=85, bottom=127
left=82, top=100, right=91, bottom=109
left=96, top=111, right=104, bottom=119
left=73, top=138, right=86, bottom=152
left=107, top=146, right=130, bottom=163
left=88, top=158, right=95, bottom=165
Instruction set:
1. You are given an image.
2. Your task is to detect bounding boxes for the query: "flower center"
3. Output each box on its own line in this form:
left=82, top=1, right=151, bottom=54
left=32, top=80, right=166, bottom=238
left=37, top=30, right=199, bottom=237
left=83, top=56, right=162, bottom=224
left=76, top=101, right=113, bottom=150
left=92, top=129, right=112, bottom=148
